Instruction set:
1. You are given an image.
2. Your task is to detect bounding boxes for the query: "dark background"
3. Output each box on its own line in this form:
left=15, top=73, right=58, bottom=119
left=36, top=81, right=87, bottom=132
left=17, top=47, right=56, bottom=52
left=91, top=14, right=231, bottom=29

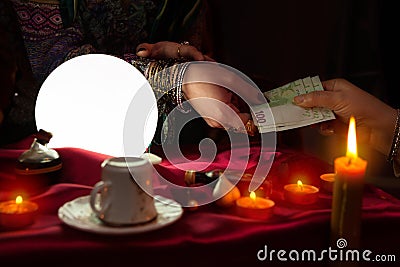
left=205, top=0, right=399, bottom=192
left=208, top=0, right=396, bottom=103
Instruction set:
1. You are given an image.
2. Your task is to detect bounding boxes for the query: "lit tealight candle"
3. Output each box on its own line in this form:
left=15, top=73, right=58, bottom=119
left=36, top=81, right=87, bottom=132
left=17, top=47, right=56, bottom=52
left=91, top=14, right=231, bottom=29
left=0, top=195, right=39, bottom=229
left=331, top=116, right=367, bottom=249
left=236, top=191, right=275, bottom=220
left=320, top=173, right=335, bottom=193
left=236, top=173, right=272, bottom=199
left=284, top=180, right=319, bottom=205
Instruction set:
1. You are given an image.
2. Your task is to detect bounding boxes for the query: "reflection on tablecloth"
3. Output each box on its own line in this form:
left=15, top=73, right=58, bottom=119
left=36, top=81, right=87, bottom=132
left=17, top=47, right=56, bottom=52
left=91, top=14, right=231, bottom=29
left=1, top=135, right=400, bottom=267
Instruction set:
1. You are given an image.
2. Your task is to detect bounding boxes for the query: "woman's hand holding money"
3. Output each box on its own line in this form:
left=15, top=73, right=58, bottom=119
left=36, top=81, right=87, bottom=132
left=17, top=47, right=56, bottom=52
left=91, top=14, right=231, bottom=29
left=293, top=78, right=397, bottom=157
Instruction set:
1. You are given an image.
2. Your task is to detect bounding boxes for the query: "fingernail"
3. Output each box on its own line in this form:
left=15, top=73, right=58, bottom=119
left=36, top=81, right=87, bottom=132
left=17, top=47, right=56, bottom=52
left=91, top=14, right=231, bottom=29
left=137, top=47, right=146, bottom=52
left=320, top=124, right=335, bottom=135
left=293, top=95, right=304, bottom=104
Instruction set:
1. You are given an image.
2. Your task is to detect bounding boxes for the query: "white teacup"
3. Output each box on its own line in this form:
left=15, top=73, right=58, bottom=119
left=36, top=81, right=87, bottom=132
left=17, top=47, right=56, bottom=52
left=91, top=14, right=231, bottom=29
left=90, top=156, right=157, bottom=226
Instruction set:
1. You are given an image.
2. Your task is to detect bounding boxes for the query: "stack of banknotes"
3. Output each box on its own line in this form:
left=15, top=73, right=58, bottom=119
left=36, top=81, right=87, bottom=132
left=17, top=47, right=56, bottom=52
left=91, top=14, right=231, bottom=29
left=250, top=76, right=335, bottom=133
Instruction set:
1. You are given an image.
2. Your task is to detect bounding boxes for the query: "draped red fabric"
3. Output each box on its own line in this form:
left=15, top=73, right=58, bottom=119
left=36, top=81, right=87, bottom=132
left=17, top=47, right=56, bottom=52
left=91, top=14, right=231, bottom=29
left=1, top=135, right=399, bottom=267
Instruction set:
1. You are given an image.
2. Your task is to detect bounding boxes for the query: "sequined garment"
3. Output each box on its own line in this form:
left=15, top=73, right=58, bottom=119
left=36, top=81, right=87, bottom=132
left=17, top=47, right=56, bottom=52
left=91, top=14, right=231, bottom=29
left=1, top=0, right=212, bottom=146
left=71, top=0, right=211, bottom=56
left=75, top=0, right=158, bottom=56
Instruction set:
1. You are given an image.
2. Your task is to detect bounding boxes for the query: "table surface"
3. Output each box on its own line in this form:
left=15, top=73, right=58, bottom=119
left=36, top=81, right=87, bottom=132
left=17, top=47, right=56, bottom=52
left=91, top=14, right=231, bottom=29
left=1, top=136, right=399, bottom=267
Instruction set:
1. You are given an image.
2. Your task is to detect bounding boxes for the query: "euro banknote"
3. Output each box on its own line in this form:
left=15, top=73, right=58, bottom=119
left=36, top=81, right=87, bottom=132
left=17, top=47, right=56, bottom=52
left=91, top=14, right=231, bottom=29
left=250, top=76, right=335, bottom=133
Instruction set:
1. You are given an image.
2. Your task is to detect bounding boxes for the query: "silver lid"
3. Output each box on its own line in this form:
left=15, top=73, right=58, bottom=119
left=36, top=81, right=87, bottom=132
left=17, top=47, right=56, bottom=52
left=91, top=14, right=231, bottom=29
left=17, top=129, right=60, bottom=165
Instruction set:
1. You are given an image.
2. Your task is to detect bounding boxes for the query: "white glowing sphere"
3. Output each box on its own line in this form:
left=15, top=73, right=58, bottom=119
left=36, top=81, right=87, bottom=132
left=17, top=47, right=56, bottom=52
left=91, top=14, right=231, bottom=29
left=35, top=54, right=158, bottom=157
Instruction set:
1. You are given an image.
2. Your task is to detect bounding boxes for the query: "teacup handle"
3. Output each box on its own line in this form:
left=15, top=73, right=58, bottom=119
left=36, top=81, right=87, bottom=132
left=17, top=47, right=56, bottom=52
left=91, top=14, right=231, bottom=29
left=90, top=181, right=111, bottom=217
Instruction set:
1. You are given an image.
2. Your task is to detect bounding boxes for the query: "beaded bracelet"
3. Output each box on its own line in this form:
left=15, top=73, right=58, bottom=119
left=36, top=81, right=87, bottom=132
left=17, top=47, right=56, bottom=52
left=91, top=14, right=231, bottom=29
left=147, top=60, right=175, bottom=99
left=388, top=109, right=400, bottom=163
left=132, top=57, right=191, bottom=113
left=175, top=62, right=191, bottom=113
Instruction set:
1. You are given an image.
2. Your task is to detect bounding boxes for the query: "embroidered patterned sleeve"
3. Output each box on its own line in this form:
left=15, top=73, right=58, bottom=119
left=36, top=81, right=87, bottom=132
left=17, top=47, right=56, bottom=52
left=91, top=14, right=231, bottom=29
left=10, top=0, right=96, bottom=85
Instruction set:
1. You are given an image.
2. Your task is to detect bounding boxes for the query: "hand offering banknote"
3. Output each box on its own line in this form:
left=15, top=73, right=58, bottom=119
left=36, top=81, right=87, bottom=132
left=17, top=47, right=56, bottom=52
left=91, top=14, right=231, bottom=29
left=249, top=76, right=335, bottom=133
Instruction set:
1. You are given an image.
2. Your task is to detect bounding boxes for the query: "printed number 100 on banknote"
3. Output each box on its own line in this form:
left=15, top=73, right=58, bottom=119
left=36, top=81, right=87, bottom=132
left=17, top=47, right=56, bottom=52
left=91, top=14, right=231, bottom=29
left=250, top=76, right=335, bottom=133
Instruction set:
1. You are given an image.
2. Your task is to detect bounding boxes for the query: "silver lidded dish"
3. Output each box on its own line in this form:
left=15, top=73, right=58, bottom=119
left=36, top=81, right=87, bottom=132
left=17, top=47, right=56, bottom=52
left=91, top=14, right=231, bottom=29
left=15, top=129, right=62, bottom=196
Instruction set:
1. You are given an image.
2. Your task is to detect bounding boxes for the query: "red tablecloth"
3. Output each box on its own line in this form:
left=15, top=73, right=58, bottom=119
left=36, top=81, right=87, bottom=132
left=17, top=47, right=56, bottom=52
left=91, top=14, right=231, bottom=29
left=1, top=135, right=399, bottom=267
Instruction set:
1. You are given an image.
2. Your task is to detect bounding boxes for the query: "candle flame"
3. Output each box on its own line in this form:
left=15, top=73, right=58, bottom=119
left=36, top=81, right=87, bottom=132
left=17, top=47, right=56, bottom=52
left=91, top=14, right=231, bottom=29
left=297, top=180, right=304, bottom=191
left=346, top=116, right=358, bottom=159
left=15, top=195, right=23, bottom=204
left=250, top=191, right=256, bottom=201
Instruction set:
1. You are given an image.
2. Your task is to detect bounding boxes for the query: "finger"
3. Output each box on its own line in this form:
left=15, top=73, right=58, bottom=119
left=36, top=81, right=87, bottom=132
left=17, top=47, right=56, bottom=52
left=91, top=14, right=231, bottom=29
left=177, top=43, right=205, bottom=61
left=136, top=43, right=153, bottom=57
left=318, top=122, right=335, bottom=136
left=203, top=108, right=249, bottom=129
left=204, top=54, right=216, bottom=62
left=225, top=112, right=251, bottom=130
left=203, top=118, right=224, bottom=128
left=316, top=120, right=349, bottom=138
left=293, top=90, right=337, bottom=110
left=321, top=119, right=348, bottom=135
left=227, top=102, right=240, bottom=114
left=238, top=112, right=251, bottom=125
left=226, top=113, right=253, bottom=134
left=321, top=79, right=338, bottom=92
left=330, top=119, right=348, bottom=137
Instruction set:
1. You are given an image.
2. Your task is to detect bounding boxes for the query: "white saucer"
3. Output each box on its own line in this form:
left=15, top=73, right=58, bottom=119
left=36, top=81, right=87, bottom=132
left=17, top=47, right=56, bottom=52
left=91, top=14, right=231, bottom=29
left=58, top=195, right=183, bottom=235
